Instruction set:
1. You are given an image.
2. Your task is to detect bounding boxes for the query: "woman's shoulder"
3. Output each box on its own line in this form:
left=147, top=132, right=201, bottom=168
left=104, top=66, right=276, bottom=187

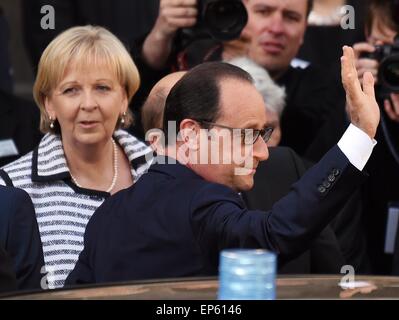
left=114, top=130, right=153, bottom=159
left=114, top=129, right=148, bottom=148
left=0, top=150, right=34, bottom=187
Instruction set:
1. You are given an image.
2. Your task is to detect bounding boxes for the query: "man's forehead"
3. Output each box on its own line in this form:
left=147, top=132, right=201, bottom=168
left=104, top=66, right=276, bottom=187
left=246, top=0, right=307, bottom=12
left=217, top=79, right=267, bottom=127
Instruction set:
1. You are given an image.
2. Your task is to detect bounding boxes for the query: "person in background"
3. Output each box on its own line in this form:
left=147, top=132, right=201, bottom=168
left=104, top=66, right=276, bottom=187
left=0, top=185, right=44, bottom=291
left=142, top=71, right=187, bottom=147
left=0, top=7, right=42, bottom=168
left=0, top=26, right=153, bottom=289
left=298, top=0, right=366, bottom=74
left=353, top=0, right=399, bottom=274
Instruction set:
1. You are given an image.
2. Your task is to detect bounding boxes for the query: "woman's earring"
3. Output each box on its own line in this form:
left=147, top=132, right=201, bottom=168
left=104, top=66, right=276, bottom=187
left=120, top=112, right=126, bottom=125
left=49, top=116, right=55, bottom=129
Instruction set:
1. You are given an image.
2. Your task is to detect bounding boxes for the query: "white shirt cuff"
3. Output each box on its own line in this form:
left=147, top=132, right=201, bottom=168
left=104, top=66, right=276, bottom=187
left=337, top=124, right=377, bottom=171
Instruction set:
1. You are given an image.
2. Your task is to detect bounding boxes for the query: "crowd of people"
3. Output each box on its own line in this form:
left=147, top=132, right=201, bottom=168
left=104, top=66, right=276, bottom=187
left=1, top=0, right=399, bottom=294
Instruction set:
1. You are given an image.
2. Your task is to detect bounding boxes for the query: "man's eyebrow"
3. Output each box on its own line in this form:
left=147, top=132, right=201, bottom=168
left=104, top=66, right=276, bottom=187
left=241, top=121, right=267, bottom=129
left=283, top=9, right=303, bottom=18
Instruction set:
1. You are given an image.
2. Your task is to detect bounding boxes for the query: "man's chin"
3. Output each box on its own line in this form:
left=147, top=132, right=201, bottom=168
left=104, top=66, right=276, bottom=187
left=237, top=177, right=255, bottom=192
left=234, top=167, right=256, bottom=176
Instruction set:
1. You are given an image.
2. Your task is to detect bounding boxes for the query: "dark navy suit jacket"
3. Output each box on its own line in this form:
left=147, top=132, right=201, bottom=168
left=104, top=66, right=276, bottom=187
left=66, top=146, right=366, bottom=286
left=0, top=186, right=44, bottom=290
left=0, top=244, right=16, bottom=293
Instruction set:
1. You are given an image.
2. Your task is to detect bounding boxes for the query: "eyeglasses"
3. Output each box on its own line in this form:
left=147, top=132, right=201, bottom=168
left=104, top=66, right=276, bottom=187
left=198, top=120, right=274, bottom=145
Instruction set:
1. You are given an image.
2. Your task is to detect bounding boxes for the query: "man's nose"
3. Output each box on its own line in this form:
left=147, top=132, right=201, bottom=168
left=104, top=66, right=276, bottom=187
left=268, top=12, right=285, bottom=35
left=253, top=135, right=269, bottom=161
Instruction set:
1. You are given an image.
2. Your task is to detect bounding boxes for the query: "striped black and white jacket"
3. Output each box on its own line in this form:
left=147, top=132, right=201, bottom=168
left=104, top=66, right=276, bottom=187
left=0, top=130, right=153, bottom=289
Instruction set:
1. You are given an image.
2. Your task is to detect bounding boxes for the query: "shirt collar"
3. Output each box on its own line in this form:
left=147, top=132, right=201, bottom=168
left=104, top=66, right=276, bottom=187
left=31, top=130, right=154, bottom=183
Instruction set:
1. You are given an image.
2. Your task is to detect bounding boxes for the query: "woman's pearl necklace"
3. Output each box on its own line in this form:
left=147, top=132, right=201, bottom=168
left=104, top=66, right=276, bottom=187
left=70, top=139, right=118, bottom=193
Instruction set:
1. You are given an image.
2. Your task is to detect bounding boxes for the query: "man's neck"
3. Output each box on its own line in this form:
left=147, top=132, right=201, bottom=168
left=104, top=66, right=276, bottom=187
left=270, top=66, right=290, bottom=81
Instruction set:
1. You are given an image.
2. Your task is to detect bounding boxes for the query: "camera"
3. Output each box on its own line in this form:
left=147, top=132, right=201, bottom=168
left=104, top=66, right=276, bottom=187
left=181, top=0, right=248, bottom=42
left=361, top=35, right=399, bottom=94
left=198, top=0, right=248, bottom=41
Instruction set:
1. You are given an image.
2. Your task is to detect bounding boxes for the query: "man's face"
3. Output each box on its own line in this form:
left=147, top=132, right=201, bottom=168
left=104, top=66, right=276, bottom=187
left=367, top=15, right=396, bottom=46
left=196, top=79, right=269, bottom=192
left=244, top=0, right=308, bottom=75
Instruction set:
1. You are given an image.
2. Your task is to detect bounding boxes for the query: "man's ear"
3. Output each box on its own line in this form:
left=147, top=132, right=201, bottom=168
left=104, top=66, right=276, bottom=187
left=179, top=119, right=201, bottom=151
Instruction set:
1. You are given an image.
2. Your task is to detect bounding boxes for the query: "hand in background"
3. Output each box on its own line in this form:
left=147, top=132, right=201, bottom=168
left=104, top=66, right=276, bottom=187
left=142, top=0, right=198, bottom=69
left=353, top=42, right=379, bottom=83
left=384, top=93, right=399, bottom=123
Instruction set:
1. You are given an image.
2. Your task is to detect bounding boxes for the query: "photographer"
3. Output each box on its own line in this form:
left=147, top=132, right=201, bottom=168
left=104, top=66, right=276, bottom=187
left=353, top=0, right=399, bottom=274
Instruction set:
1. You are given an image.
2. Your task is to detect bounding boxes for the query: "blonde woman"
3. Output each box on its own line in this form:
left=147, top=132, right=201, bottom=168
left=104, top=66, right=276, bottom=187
left=0, top=26, right=153, bottom=289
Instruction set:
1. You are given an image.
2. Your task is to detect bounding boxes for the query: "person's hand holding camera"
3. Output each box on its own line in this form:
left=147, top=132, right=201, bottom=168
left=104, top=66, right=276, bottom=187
left=143, top=0, right=198, bottom=69
left=353, top=42, right=379, bottom=81
left=354, top=42, right=399, bottom=123
left=384, top=93, right=399, bottom=122
left=155, top=0, right=198, bottom=40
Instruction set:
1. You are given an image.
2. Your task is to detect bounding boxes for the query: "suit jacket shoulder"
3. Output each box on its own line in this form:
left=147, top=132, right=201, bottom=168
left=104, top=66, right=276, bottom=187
left=0, top=186, right=44, bottom=290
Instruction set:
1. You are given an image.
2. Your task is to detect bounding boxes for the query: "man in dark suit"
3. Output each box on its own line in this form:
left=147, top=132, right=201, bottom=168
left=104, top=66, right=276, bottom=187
left=66, top=53, right=379, bottom=286
left=0, top=245, right=16, bottom=294
left=0, top=186, right=44, bottom=290
left=142, top=71, right=348, bottom=274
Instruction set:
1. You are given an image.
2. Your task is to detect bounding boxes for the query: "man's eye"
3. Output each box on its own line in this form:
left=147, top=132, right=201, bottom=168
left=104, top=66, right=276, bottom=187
left=284, top=13, right=301, bottom=22
left=254, top=7, right=272, bottom=16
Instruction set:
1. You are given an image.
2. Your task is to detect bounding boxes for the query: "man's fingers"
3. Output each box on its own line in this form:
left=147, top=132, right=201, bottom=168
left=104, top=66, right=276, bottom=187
left=341, top=46, right=362, bottom=100
left=362, top=72, right=376, bottom=98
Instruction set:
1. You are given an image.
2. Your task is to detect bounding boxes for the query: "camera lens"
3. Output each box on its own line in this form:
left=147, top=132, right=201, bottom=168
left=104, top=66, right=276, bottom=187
left=380, top=54, right=399, bottom=93
left=203, top=0, right=248, bottom=41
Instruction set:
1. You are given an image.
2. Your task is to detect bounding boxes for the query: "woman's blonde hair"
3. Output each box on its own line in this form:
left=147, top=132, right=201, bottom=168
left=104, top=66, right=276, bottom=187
left=33, top=25, right=140, bottom=133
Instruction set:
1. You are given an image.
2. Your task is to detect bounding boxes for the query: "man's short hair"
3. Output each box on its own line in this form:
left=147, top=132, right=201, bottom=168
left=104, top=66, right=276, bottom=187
left=365, top=0, right=399, bottom=35
left=163, top=62, right=253, bottom=145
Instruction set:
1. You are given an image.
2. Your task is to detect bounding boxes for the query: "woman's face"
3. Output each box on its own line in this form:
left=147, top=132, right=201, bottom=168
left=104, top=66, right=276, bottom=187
left=45, top=61, right=128, bottom=147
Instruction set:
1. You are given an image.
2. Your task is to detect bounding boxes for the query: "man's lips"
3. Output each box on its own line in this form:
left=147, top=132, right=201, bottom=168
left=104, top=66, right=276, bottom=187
left=260, top=42, right=285, bottom=54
